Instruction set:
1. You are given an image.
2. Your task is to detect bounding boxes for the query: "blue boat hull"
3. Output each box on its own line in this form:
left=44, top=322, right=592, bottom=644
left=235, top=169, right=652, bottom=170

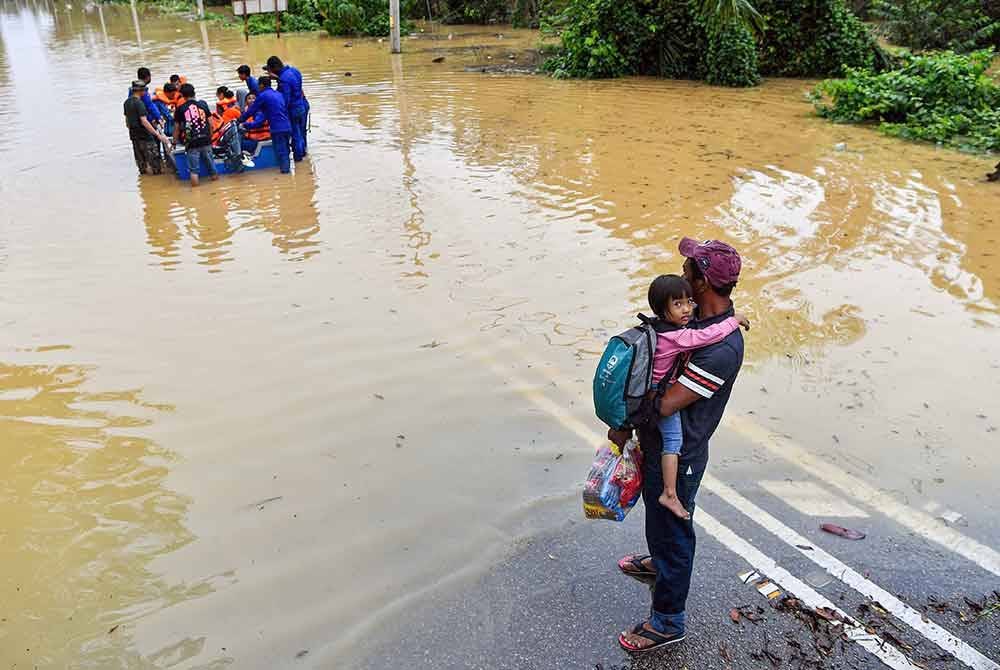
left=173, top=140, right=278, bottom=179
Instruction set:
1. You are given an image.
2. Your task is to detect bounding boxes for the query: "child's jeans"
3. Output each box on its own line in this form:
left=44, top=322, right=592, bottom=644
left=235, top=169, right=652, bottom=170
left=658, top=411, right=683, bottom=456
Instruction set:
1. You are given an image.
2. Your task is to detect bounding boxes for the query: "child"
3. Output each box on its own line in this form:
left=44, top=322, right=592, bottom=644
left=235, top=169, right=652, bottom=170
left=647, top=274, right=749, bottom=519
left=239, top=92, right=270, bottom=155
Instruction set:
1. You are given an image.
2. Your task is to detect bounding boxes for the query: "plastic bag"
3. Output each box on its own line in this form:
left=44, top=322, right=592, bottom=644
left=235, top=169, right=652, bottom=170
left=582, top=438, right=644, bottom=521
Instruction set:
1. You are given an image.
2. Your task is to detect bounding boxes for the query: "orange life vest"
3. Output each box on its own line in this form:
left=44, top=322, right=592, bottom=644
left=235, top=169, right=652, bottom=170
left=153, top=88, right=182, bottom=110
left=243, top=116, right=270, bottom=141
left=210, top=102, right=242, bottom=145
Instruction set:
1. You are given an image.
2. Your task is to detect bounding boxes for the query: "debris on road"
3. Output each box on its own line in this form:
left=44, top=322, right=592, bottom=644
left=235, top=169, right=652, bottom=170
left=820, top=523, right=866, bottom=540
left=757, top=579, right=783, bottom=600
left=729, top=605, right=766, bottom=624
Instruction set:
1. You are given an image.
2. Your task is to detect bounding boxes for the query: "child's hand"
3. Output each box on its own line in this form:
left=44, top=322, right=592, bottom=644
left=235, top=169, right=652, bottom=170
left=735, top=313, right=751, bottom=331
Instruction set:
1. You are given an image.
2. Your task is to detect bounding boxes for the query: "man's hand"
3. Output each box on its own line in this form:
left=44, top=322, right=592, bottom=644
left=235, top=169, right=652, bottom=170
left=735, top=312, right=751, bottom=331
left=608, top=428, right=632, bottom=448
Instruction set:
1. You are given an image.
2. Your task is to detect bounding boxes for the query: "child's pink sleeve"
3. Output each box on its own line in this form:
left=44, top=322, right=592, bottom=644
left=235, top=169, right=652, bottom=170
left=658, top=317, right=740, bottom=356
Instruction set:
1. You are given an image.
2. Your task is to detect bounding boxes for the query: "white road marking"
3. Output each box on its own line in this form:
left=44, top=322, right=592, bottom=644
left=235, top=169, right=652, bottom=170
left=698, top=509, right=922, bottom=670
left=758, top=479, right=869, bottom=518
left=725, top=414, right=1000, bottom=578
left=501, top=348, right=1000, bottom=579
left=468, top=342, right=997, bottom=668
left=707, top=474, right=1000, bottom=670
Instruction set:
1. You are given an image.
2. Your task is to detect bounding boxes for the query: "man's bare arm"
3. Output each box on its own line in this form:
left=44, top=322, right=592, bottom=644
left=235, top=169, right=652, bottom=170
left=659, top=382, right=701, bottom=417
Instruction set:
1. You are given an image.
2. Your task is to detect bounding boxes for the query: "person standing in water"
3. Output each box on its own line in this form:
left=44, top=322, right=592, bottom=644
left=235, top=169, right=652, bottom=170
left=173, top=83, right=218, bottom=187
left=238, top=76, right=293, bottom=174
left=124, top=80, right=169, bottom=175
left=266, top=56, right=308, bottom=161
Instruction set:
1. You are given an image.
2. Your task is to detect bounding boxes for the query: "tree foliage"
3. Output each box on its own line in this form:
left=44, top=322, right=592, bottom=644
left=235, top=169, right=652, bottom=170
left=543, top=0, right=880, bottom=85
left=812, top=49, right=1000, bottom=152
left=870, top=0, right=1000, bottom=52
left=316, top=0, right=416, bottom=35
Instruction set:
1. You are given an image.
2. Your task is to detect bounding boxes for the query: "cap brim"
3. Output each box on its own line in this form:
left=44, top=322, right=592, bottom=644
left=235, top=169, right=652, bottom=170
left=678, top=237, right=700, bottom=258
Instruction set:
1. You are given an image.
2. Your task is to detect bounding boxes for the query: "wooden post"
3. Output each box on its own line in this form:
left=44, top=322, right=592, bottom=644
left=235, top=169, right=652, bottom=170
left=274, top=0, right=280, bottom=38
left=389, top=0, right=401, bottom=53
left=195, top=0, right=204, bottom=18
left=242, top=0, right=249, bottom=41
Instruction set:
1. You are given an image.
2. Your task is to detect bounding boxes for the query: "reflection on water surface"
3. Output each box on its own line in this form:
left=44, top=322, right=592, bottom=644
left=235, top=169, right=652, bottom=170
left=0, top=1, right=997, bottom=667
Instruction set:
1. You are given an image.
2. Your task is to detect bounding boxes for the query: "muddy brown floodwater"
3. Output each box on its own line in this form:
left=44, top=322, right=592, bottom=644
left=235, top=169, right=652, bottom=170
left=1, top=3, right=998, bottom=668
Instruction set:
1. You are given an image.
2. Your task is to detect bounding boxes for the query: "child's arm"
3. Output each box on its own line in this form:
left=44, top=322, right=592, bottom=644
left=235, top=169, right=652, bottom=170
left=659, top=314, right=749, bottom=355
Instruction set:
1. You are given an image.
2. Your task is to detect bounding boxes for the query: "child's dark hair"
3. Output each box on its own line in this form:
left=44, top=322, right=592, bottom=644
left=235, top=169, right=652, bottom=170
left=648, top=274, right=693, bottom=318
left=163, top=82, right=177, bottom=93
left=217, top=86, right=232, bottom=98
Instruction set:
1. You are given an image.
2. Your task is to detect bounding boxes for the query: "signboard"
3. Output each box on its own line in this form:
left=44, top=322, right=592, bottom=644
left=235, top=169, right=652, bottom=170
left=232, top=0, right=286, bottom=15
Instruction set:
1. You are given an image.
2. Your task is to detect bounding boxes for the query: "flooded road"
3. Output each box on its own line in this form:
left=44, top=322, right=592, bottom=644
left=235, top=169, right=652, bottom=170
left=1, top=3, right=998, bottom=668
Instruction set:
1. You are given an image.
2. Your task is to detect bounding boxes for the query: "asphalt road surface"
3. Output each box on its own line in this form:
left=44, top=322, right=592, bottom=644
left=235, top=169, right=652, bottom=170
left=352, top=422, right=1000, bottom=670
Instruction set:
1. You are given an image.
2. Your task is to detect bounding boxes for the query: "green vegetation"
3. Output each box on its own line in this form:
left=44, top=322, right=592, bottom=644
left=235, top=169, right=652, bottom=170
left=812, top=49, right=1000, bottom=152
left=542, top=0, right=880, bottom=85
left=870, top=0, right=1000, bottom=52
left=317, top=0, right=416, bottom=36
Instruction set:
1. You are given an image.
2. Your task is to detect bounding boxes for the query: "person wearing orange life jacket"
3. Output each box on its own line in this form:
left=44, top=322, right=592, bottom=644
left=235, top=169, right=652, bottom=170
left=153, top=82, right=182, bottom=111
left=210, top=87, right=242, bottom=145
left=239, top=91, right=270, bottom=155
left=169, top=74, right=188, bottom=88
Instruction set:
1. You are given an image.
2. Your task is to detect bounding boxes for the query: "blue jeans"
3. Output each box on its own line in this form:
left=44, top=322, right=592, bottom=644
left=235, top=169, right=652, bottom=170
left=658, top=411, right=682, bottom=455
left=639, top=420, right=703, bottom=636
left=185, top=144, right=217, bottom=179
left=271, top=131, right=291, bottom=173
left=289, top=104, right=307, bottom=161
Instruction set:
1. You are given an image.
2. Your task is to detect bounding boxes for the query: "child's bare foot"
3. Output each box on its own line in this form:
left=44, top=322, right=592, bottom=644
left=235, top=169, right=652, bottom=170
left=658, top=491, right=691, bottom=519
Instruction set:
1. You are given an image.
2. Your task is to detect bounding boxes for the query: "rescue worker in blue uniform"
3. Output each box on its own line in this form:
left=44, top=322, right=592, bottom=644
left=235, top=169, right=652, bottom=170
left=266, top=56, right=308, bottom=162
left=238, top=75, right=293, bottom=174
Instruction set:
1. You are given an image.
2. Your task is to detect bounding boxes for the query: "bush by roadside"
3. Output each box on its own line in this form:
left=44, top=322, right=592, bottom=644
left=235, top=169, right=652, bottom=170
left=811, top=49, right=1000, bottom=153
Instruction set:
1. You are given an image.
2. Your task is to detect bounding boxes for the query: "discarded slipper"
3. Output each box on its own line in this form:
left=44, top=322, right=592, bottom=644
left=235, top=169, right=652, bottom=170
left=618, top=623, right=685, bottom=655
left=618, top=554, right=656, bottom=583
left=820, top=523, right=865, bottom=540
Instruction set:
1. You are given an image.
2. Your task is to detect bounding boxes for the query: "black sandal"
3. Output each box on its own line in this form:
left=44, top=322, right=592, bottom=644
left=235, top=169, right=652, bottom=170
left=617, top=554, right=656, bottom=584
left=618, top=623, right=686, bottom=654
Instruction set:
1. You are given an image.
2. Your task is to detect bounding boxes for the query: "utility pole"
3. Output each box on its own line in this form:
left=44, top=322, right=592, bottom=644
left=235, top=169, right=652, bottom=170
left=195, top=0, right=204, bottom=18
left=389, top=0, right=401, bottom=53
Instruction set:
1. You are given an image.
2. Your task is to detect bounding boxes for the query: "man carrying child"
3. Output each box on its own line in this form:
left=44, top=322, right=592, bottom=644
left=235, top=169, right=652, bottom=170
left=612, top=238, right=746, bottom=655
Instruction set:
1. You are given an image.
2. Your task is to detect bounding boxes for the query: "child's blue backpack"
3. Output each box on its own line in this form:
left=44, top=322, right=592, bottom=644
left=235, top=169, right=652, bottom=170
left=593, top=315, right=658, bottom=430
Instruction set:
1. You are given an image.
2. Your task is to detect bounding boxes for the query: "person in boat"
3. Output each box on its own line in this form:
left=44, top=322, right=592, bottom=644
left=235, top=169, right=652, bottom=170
left=169, top=74, right=188, bottom=88
left=173, top=83, right=218, bottom=187
left=152, top=82, right=181, bottom=136
left=154, top=82, right=182, bottom=111
left=124, top=79, right=169, bottom=175
left=265, top=56, right=308, bottom=162
left=208, top=87, right=244, bottom=173
left=215, top=87, right=241, bottom=118
left=239, top=91, right=270, bottom=155
left=238, top=75, right=292, bottom=174
left=236, top=64, right=258, bottom=109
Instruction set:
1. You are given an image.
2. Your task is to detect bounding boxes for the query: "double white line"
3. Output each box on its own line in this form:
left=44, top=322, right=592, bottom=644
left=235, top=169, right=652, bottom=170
left=481, top=352, right=999, bottom=670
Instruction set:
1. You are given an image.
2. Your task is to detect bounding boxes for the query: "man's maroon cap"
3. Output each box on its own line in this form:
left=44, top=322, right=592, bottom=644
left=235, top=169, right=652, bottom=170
left=678, top=237, right=742, bottom=288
